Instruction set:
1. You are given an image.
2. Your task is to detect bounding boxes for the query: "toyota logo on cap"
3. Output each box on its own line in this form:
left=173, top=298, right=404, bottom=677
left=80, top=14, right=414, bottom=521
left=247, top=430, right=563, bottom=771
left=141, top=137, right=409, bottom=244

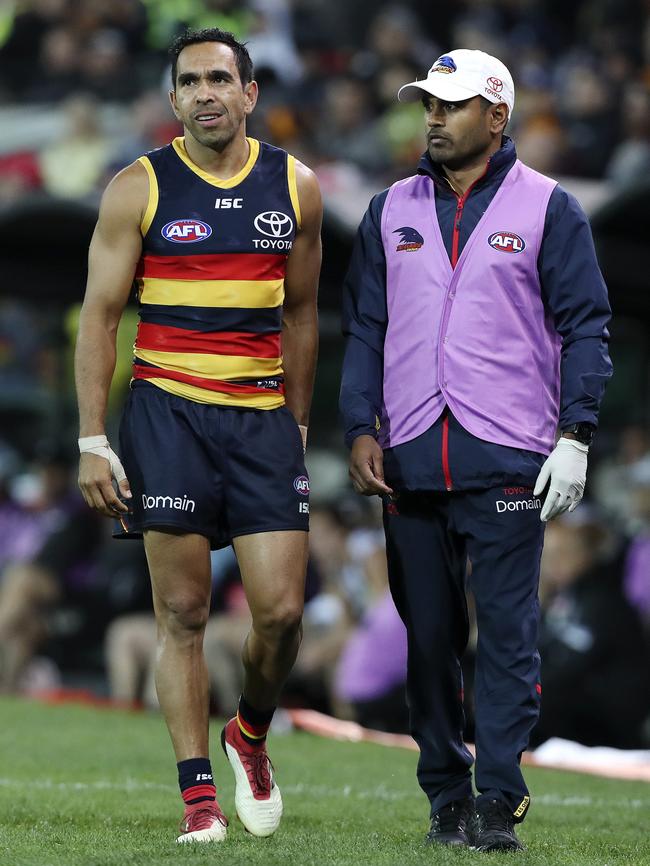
left=487, top=76, right=503, bottom=92
left=254, top=211, right=294, bottom=238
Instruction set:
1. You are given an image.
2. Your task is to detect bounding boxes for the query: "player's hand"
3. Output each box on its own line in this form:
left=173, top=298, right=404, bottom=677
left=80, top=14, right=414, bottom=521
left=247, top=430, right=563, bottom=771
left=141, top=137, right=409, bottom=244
left=349, top=434, right=393, bottom=496
left=533, top=436, right=588, bottom=522
left=78, top=435, right=132, bottom=518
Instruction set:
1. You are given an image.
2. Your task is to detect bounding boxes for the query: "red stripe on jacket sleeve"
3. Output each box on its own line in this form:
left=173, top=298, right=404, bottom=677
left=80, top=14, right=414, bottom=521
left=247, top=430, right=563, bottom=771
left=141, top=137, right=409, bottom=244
left=135, top=322, right=281, bottom=358
left=135, top=253, right=287, bottom=281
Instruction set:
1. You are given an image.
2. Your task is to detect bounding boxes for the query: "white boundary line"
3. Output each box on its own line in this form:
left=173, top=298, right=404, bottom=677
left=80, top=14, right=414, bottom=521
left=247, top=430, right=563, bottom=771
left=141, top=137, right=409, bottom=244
left=0, top=778, right=646, bottom=808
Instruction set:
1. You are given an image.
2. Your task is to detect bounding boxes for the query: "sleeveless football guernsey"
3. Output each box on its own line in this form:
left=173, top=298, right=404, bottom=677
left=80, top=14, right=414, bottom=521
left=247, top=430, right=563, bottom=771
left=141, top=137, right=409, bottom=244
left=132, top=136, right=301, bottom=408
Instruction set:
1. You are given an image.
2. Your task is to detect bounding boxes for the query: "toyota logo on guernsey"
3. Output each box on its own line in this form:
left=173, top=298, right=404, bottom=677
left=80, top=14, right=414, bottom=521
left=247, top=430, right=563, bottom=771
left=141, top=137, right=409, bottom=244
left=162, top=219, right=212, bottom=243
left=253, top=211, right=294, bottom=251
left=488, top=231, right=526, bottom=254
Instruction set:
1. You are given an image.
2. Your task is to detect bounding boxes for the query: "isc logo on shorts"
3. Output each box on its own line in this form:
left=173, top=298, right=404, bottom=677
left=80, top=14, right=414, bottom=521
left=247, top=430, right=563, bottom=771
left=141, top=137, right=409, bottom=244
left=293, top=475, right=309, bottom=495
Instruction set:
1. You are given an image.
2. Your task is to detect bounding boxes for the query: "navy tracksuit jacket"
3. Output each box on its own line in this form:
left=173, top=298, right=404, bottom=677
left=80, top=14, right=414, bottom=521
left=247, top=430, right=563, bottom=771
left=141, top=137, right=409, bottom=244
left=339, top=137, right=612, bottom=819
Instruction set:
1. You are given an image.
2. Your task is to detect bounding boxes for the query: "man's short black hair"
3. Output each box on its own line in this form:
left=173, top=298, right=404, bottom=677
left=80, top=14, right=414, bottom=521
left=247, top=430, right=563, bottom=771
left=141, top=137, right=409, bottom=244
left=169, top=28, right=254, bottom=89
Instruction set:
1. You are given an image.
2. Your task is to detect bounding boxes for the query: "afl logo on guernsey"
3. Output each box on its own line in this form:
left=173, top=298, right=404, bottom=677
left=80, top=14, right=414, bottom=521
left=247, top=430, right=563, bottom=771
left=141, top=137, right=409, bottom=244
left=293, top=475, right=310, bottom=495
left=488, top=231, right=526, bottom=254
left=162, top=219, right=213, bottom=243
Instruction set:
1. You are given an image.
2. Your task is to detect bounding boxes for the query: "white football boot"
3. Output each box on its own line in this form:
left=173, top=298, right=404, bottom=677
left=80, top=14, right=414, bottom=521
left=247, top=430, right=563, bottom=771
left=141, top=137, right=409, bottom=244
left=176, top=800, right=228, bottom=843
left=221, top=717, right=283, bottom=836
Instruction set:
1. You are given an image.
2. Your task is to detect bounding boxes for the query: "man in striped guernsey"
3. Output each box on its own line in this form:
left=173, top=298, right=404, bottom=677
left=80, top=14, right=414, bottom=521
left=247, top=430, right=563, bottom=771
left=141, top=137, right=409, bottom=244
left=75, top=28, right=322, bottom=844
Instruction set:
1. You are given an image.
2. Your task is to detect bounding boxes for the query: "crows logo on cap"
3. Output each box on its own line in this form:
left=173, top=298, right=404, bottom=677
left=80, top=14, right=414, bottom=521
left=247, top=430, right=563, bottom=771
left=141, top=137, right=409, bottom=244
left=394, top=226, right=424, bottom=252
left=430, top=55, right=457, bottom=74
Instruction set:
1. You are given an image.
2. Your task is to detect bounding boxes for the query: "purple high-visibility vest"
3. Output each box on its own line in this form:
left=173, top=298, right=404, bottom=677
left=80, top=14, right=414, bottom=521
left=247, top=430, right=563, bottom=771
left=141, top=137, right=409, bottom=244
left=380, top=160, right=559, bottom=455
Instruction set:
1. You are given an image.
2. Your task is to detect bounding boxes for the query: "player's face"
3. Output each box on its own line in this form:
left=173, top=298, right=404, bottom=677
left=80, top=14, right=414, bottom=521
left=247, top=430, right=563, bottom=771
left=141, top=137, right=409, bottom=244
left=423, top=95, right=497, bottom=170
left=170, top=42, right=258, bottom=151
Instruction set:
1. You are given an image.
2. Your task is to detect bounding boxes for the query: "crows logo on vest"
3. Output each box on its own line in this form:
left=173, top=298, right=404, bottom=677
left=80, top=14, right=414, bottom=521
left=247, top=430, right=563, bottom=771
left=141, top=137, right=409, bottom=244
left=394, top=226, right=424, bottom=252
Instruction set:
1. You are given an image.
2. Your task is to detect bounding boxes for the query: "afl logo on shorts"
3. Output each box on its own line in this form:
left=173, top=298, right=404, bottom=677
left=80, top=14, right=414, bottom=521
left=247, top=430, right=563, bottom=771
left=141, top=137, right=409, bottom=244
left=293, top=475, right=310, bottom=495
left=488, top=231, right=526, bottom=254
left=254, top=211, right=293, bottom=238
left=162, top=219, right=213, bottom=243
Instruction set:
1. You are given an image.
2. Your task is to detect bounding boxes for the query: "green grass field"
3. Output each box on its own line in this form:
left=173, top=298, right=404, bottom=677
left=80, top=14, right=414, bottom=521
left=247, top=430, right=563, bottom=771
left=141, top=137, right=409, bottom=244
left=0, top=697, right=648, bottom=866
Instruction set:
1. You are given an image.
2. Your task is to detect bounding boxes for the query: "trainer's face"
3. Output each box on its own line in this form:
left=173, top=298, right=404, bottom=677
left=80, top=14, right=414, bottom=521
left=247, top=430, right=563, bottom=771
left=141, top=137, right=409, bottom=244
left=170, top=42, right=257, bottom=151
left=423, top=95, right=504, bottom=170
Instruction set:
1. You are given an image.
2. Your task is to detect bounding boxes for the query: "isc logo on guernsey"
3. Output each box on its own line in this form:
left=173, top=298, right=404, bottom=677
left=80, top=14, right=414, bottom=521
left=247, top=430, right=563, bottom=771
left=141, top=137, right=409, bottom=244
left=162, top=219, right=212, bottom=243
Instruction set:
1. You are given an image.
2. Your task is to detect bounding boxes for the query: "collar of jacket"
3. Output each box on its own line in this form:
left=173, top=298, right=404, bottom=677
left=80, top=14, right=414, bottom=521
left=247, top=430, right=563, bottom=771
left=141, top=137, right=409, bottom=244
left=416, top=135, right=517, bottom=196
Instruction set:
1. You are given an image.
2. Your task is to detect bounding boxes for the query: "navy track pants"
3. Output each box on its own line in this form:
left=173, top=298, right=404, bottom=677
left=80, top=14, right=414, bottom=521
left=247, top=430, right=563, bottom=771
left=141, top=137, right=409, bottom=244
left=383, top=486, right=544, bottom=820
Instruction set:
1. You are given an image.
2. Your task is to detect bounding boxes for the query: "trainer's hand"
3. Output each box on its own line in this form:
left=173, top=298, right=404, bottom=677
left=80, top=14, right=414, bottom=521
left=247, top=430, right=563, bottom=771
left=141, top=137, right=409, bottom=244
left=78, top=435, right=132, bottom=518
left=533, top=436, right=588, bottom=522
left=349, top=434, right=393, bottom=496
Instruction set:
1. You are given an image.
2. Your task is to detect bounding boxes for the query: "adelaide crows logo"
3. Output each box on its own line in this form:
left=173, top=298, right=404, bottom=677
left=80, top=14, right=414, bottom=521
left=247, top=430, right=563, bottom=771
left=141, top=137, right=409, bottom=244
left=394, top=226, right=424, bottom=252
left=430, top=55, right=457, bottom=74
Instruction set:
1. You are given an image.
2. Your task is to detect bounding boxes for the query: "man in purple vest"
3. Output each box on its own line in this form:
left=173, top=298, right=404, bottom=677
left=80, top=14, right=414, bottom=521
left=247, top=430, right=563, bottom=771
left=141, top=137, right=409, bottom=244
left=340, top=49, right=612, bottom=852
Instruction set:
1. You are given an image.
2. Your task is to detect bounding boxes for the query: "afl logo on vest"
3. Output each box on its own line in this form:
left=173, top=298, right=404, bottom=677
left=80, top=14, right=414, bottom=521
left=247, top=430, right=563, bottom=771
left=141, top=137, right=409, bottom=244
left=293, top=475, right=310, bottom=495
left=161, top=219, right=213, bottom=243
left=488, top=231, right=526, bottom=254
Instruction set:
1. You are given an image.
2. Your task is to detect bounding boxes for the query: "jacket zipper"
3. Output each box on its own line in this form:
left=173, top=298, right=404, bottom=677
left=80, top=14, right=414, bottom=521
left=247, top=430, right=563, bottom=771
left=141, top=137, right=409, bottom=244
left=450, top=196, right=465, bottom=268
left=442, top=161, right=490, bottom=489
left=443, top=189, right=468, bottom=490
left=449, top=166, right=488, bottom=267
left=442, top=413, right=452, bottom=491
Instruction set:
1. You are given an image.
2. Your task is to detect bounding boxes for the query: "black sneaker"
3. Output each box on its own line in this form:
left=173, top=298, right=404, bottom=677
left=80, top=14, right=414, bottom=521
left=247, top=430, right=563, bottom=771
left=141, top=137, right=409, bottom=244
left=473, top=798, right=525, bottom=852
left=426, top=796, right=475, bottom=846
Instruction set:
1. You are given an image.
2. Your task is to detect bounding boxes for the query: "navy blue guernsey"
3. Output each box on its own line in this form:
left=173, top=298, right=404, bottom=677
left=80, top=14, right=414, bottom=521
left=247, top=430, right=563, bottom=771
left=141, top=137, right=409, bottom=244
left=133, top=136, right=302, bottom=408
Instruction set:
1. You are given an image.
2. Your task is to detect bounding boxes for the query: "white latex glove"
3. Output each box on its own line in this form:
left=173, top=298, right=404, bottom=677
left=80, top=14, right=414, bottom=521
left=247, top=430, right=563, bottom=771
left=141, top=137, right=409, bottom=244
left=78, top=434, right=127, bottom=484
left=533, top=437, right=589, bottom=522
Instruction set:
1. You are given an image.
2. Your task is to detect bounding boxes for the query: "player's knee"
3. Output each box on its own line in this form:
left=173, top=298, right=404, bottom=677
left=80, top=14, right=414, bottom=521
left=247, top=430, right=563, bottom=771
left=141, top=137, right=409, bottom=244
left=254, top=603, right=303, bottom=644
left=159, top=591, right=210, bottom=634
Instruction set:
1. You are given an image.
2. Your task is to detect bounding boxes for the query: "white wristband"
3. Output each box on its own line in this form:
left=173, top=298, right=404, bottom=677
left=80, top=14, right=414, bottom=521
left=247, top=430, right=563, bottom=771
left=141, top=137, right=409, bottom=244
left=78, top=435, right=109, bottom=452
left=78, top=435, right=127, bottom=484
left=298, top=424, right=308, bottom=453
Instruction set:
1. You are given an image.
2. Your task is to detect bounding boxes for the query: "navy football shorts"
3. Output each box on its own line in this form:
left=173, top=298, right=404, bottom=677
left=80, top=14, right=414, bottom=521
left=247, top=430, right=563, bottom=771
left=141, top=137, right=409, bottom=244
left=114, top=382, right=309, bottom=548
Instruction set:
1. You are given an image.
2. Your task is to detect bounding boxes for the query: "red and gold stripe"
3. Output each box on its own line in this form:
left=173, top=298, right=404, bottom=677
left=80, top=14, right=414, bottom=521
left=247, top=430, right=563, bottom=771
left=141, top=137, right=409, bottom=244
left=136, top=252, right=287, bottom=281
left=135, top=322, right=281, bottom=358
left=236, top=710, right=268, bottom=741
left=137, top=277, right=284, bottom=309
left=132, top=364, right=284, bottom=396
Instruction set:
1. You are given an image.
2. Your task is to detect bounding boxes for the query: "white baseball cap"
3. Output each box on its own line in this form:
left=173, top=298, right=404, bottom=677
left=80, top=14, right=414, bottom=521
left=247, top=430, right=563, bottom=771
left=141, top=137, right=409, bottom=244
left=398, top=49, right=515, bottom=117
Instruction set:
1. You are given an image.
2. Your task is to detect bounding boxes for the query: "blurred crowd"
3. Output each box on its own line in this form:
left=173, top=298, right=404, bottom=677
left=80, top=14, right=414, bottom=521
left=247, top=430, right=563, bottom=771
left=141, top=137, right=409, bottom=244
left=0, top=0, right=649, bottom=750
left=0, top=426, right=649, bottom=749
left=2, top=0, right=650, bottom=206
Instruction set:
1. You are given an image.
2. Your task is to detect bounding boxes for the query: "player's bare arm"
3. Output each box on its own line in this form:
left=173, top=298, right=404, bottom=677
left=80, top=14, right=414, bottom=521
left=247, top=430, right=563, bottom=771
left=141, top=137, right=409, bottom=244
left=282, top=161, right=322, bottom=442
left=75, top=161, right=147, bottom=518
